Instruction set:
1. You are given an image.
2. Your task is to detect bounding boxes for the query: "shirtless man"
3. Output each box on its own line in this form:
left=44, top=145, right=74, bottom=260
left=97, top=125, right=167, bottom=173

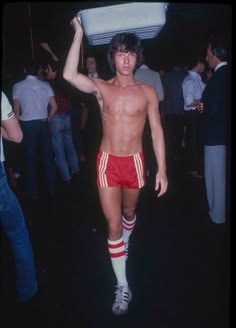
left=63, top=17, right=168, bottom=316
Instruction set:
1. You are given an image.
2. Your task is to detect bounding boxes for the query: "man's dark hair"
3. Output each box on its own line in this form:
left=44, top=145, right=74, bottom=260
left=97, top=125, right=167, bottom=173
left=48, top=60, right=60, bottom=73
left=24, top=61, right=40, bottom=75
left=187, top=57, right=206, bottom=70
left=210, top=39, right=228, bottom=62
left=107, top=32, right=144, bottom=73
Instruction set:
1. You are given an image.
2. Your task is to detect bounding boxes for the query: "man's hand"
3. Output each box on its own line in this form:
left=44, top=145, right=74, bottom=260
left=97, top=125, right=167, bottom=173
left=155, top=171, right=168, bottom=197
left=70, top=16, right=84, bottom=35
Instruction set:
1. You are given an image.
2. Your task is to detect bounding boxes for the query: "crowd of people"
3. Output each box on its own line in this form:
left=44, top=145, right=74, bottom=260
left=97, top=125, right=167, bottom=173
left=1, top=14, right=230, bottom=318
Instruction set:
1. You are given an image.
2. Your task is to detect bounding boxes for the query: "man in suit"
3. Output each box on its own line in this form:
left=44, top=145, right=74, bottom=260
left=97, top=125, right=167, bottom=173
left=201, top=39, right=229, bottom=224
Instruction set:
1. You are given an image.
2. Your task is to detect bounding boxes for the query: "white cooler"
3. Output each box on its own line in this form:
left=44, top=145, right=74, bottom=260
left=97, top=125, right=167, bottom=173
left=77, top=2, right=168, bottom=46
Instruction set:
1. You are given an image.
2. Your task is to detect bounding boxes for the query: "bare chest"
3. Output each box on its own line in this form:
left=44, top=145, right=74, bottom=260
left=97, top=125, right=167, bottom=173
left=103, top=86, right=147, bottom=116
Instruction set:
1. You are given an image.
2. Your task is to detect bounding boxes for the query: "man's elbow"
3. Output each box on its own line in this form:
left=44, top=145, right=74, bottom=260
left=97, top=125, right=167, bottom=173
left=63, top=70, right=73, bottom=83
left=12, top=130, right=23, bottom=143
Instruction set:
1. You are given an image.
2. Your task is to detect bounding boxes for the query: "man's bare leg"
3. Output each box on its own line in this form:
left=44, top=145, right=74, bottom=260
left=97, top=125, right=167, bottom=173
left=121, top=187, right=140, bottom=260
left=98, top=186, right=132, bottom=315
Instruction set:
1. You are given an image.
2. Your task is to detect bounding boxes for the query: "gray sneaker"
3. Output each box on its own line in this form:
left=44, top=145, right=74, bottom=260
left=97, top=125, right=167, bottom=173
left=112, top=285, right=132, bottom=315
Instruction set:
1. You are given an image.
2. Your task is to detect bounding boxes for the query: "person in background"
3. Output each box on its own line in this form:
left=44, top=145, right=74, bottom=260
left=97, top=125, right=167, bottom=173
left=134, top=61, right=164, bottom=102
left=2, top=71, right=23, bottom=190
left=82, top=55, right=103, bottom=162
left=182, top=57, right=206, bottom=178
left=44, top=61, right=80, bottom=185
left=63, top=17, right=168, bottom=316
left=201, top=39, right=229, bottom=224
left=12, top=61, right=58, bottom=201
left=134, top=60, right=164, bottom=185
left=1, top=90, right=38, bottom=302
left=161, top=64, right=187, bottom=163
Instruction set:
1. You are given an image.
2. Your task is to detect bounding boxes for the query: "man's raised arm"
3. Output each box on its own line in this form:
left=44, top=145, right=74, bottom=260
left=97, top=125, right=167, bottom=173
left=63, top=17, right=97, bottom=94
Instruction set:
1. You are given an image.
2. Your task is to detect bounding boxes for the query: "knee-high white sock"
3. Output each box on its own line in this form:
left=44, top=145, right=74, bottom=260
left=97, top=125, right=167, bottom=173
left=108, top=237, right=128, bottom=286
left=122, top=215, right=136, bottom=244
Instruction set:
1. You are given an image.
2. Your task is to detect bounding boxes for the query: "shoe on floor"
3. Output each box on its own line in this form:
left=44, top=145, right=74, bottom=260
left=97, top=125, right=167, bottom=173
left=112, top=285, right=132, bottom=315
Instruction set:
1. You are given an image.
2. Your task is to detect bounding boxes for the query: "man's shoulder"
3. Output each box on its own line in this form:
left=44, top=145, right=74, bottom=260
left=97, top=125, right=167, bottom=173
left=135, top=69, right=161, bottom=85
left=182, top=73, right=193, bottom=83
left=13, top=79, right=24, bottom=87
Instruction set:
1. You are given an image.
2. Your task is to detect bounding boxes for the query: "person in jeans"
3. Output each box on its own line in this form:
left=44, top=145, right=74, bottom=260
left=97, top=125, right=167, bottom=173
left=1, top=90, right=38, bottom=301
left=12, top=61, right=58, bottom=200
left=44, top=61, right=80, bottom=184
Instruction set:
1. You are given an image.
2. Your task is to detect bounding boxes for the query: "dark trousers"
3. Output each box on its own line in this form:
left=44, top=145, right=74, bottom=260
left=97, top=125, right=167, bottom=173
left=184, top=110, right=203, bottom=173
left=20, top=120, right=57, bottom=198
left=163, top=114, right=185, bottom=160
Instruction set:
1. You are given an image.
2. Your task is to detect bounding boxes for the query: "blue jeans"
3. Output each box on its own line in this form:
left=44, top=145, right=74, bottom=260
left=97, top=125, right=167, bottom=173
left=49, top=113, right=80, bottom=181
left=0, top=162, right=38, bottom=301
left=20, top=119, right=57, bottom=198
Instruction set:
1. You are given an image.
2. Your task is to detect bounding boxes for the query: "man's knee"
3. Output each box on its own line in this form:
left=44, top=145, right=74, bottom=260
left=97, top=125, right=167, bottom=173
left=108, top=220, right=122, bottom=240
left=122, top=209, right=136, bottom=221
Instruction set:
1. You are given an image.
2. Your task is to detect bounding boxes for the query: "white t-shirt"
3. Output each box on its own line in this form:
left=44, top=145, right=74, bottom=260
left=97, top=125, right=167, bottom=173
left=1, top=91, right=14, bottom=162
left=12, top=75, right=55, bottom=121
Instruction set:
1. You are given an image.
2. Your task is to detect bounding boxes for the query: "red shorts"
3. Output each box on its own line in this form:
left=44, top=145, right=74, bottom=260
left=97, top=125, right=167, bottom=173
left=96, top=150, right=145, bottom=189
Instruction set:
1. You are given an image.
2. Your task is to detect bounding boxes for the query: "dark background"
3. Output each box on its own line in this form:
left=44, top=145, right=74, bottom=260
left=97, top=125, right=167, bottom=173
left=2, top=2, right=232, bottom=78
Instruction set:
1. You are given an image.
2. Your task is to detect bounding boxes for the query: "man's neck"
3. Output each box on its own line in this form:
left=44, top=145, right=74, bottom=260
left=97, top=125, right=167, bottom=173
left=114, top=74, right=136, bottom=88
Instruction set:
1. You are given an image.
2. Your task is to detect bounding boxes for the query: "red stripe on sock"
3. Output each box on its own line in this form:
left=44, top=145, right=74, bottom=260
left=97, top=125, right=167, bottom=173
left=108, top=241, right=124, bottom=249
left=122, top=226, right=134, bottom=231
left=109, top=250, right=126, bottom=258
left=122, top=220, right=135, bottom=227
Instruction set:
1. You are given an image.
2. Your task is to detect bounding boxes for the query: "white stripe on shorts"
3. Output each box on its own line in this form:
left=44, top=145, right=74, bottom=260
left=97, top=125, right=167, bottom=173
left=99, top=151, right=108, bottom=187
left=134, top=153, right=144, bottom=188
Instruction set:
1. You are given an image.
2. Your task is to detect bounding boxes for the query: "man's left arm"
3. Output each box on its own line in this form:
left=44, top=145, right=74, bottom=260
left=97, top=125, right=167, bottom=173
left=147, top=87, right=168, bottom=197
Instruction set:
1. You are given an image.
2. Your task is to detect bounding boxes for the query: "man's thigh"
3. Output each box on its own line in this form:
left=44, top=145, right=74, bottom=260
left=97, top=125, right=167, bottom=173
left=98, top=186, right=122, bottom=223
left=122, top=187, right=141, bottom=214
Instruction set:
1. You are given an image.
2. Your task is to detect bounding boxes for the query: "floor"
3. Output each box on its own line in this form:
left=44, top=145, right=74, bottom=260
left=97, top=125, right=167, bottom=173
left=1, top=154, right=230, bottom=328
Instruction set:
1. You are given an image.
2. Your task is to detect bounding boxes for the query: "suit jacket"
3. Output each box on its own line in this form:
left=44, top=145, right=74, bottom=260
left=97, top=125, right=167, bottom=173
left=134, top=65, right=164, bottom=101
left=201, top=65, right=229, bottom=146
left=161, top=70, right=187, bottom=115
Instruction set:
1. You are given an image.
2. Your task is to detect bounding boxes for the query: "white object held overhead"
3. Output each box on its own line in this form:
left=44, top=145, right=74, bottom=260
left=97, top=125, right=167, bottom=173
left=77, top=2, right=168, bottom=46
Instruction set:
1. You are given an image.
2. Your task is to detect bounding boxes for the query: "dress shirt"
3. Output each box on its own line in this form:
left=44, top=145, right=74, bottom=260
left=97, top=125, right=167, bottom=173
left=182, top=71, right=205, bottom=111
left=214, top=62, right=227, bottom=72
left=12, top=75, right=55, bottom=121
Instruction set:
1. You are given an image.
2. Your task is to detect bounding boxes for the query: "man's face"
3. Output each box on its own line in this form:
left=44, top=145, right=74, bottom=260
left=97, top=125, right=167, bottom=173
left=86, top=57, right=97, bottom=74
left=44, top=65, right=56, bottom=80
left=114, top=51, right=137, bottom=76
left=206, top=44, right=218, bottom=69
left=196, top=61, right=205, bottom=74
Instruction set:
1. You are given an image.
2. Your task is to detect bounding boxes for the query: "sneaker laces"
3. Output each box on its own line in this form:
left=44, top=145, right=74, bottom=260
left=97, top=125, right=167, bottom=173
left=114, top=285, right=129, bottom=303
left=112, top=285, right=131, bottom=315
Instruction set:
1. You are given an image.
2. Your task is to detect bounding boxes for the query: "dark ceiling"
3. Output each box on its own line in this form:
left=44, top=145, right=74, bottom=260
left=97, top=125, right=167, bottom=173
left=3, top=2, right=232, bottom=74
